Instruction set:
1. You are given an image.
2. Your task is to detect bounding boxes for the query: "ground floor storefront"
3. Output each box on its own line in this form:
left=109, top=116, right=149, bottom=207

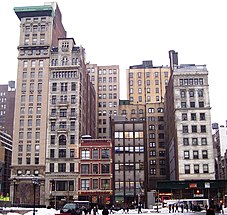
left=156, top=180, right=227, bottom=208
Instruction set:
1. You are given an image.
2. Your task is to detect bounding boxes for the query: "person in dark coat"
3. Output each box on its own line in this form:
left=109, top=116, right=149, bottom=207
left=102, top=207, right=109, bottom=215
left=138, top=202, right=142, bottom=213
left=206, top=207, right=215, bottom=215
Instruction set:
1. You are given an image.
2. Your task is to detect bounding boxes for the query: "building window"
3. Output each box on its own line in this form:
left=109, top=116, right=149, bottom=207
left=203, top=164, right=209, bottom=173
left=101, top=179, right=110, bottom=190
left=189, top=90, right=194, bottom=97
left=202, top=150, right=208, bottom=159
left=184, top=151, right=190, bottom=159
left=81, top=164, right=90, bottom=174
left=93, top=164, right=98, bottom=174
left=61, top=83, right=68, bottom=91
left=50, top=135, right=55, bottom=144
left=58, top=163, right=66, bottom=172
left=191, top=125, right=197, bottom=133
left=181, top=90, right=186, bottom=98
left=199, top=78, right=204, bottom=85
left=190, top=102, right=195, bottom=108
left=50, top=163, right=54, bottom=172
left=159, top=151, right=165, bottom=157
left=193, top=151, right=199, bottom=159
left=191, top=113, right=196, bottom=121
left=194, top=164, right=199, bottom=174
left=35, top=157, right=39, bottom=165
left=59, top=135, right=66, bottom=145
left=183, top=126, right=188, bottom=133
left=81, top=179, right=90, bottom=190
left=150, top=160, right=156, bottom=165
left=201, top=125, right=206, bottom=133
left=52, top=83, right=57, bottom=91
left=70, top=149, right=75, bottom=158
left=159, top=159, right=165, bottom=165
left=150, top=168, right=156, bottom=175
left=71, top=95, right=76, bottom=104
left=101, top=149, right=110, bottom=159
left=201, top=138, right=207, bottom=145
left=101, top=164, right=110, bottom=173
left=149, top=133, right=155, bottom=139
left=92, top=179, right=99, bottom=190
left=60, top=121, right=67, bottom=129
left=50, top=149, right=55, bottom=158
left=198, top=89, right=203, bottom=97
left=92, top=149, right=99, bottom=159
left=149, top=142, right=156, bottom=148
left=183, top=138, right=189, bottom=146
left=182, top=113, right=187, bottom=121
left=70, top=163, right=74, bottom=172
left=60, top=109, right=67, bottom=117
left=192, top=138, right=198, bottom=145
left=149, top=125, right=155, bottom=130
left=185, top=165, right=190, bottom=174
left=81, top=150, right=90, bottom=159
left=58, top=149, right=66, bottom=158
left=199, top=101, right=204, bottom=107
left=148, top=108, right=154, bottom=113
left=150, top=151, right=156, bottom=157
left=70, top=135, right=75, bottom=144
left=26, top=157, right=31, bottom=165
left=181, top=102, right=186, bottom=108
left=157, top=108, right=164, bottom=113
left=200, top=113, right=206, bottom=120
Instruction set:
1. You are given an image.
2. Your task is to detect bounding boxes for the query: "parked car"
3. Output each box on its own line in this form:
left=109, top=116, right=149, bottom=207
left=59, top=203, right=82, bottom=215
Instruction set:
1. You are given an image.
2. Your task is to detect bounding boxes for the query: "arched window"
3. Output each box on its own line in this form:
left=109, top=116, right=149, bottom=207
left=139, top=109, right=143, bottom=114
left=62, top=57, right=68, bottom=66
left=59, top=135, right=66, bottom=145
left=131, top=109, right=135, bottom=114
left=157, top=108, right=164, bottom=113
left=51, top=59, right=55, bottom=66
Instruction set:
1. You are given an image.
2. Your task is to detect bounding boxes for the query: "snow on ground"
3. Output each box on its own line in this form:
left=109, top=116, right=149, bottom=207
left=0, top=207, right=209, bottom=215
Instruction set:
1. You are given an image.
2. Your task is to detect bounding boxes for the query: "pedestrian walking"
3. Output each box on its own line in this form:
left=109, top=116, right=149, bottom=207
left=93, top=206, right=97, bottom=215
left=180, top=204, right=184, bottom=213
left=102, top=207, right=109, bottom=215
left=172, top=204, right=174, bottom=213
left=185, top=204, right=188, bottom=212
left=169, top=205, right=171, bottom=213
left=206, top=207, right=215, bottom=215
left=138, top=202, right=142, bottom=214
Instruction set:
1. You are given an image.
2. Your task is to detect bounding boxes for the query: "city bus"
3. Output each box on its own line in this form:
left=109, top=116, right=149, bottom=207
left=164, top=198, right=209, bottom=211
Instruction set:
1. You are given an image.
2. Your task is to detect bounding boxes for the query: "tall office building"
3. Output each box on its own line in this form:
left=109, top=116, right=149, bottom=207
left=45, top=38, right=96, bottom=207
left=11, top=3, right=66, bottom=205
left=212, top=122, right=227, bottom=179
left=119, top=61, right=170, bottom=190
left=0, top=82, right=16, bottom=137
left=0, top=131, right=12, bottom=197
left=111, top=117, right=147, bottom=206
left=165, top=50, right=215, bottom=181
left=86, top=64, right=120, bottom=138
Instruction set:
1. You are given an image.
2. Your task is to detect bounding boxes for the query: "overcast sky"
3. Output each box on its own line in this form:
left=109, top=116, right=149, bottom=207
left=0, top=0, right=227, bottom=125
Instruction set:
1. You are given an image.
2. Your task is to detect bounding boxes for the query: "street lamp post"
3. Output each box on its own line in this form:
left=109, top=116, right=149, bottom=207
left=32, top=178, right=39, bottom=215
left=12, top=178, right=17, bottom=206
